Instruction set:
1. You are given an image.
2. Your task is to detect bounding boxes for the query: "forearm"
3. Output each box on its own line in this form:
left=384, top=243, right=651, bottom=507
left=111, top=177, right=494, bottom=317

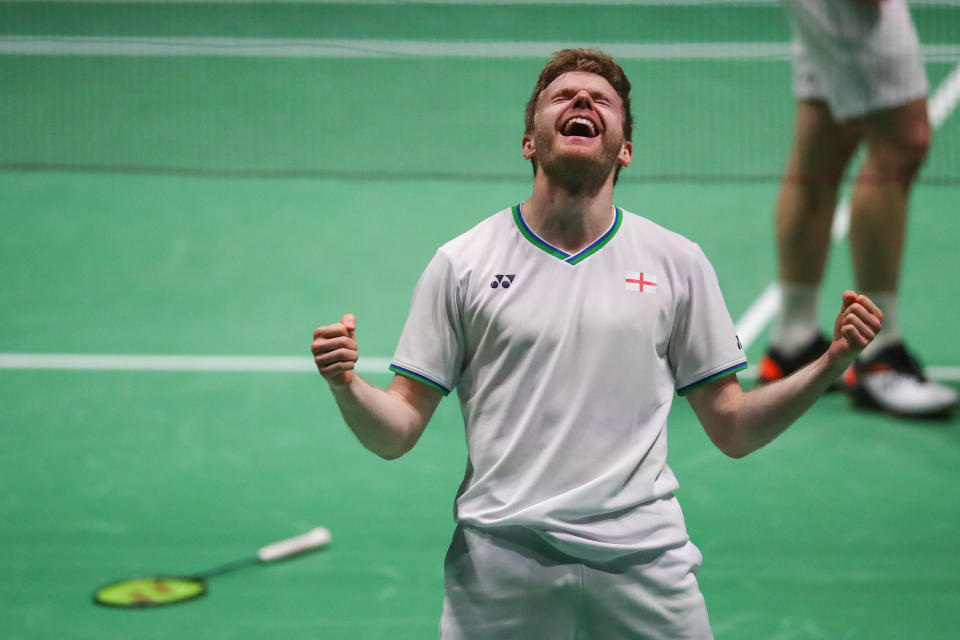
left=690, top=291, right=882, bottom=458
left=330, top=375, right=428, bottom=460
left=713, top=353, right=850, bottom=457
left=313, top=315, right=439, bottom=460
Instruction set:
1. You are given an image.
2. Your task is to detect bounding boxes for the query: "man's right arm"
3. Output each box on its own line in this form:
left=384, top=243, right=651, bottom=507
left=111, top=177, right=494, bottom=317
left=312, top=313, right=443, bottom=460
left=686, top=291, right=883, bottom=458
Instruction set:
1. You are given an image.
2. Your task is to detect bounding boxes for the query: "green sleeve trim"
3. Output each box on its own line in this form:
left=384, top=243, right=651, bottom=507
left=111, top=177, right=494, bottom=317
left=677, top=361, right=748, bottom=396
left=389, top=364, right=451, bottom=396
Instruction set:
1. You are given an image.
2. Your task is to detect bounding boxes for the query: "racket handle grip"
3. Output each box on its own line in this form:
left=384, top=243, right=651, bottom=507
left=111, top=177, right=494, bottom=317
left=258, top=527, right=332, bottom=562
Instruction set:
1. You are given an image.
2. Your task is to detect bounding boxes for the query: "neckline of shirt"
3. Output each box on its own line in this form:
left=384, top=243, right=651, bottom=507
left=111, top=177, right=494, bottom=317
left=512, top=203, right=622, bottom=265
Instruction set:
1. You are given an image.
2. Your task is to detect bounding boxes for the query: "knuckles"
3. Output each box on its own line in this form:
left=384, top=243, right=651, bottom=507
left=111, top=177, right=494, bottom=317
left=311, top=336, right=358, bottom=353
left=313, top=323, right=349, bottom=339
left=319, top=360, right=355, bottom=377
left=311, top=321, right=358, bottom=382
left=843, top=303, right=883, bottom=329
left=314, top=347, right=359, bottom=366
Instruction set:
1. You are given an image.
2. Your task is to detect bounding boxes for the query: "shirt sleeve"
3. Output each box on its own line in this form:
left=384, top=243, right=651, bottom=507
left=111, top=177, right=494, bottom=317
left=389, top=250, right=464, bottom=395
left=668, top=244, right=748, bottom=395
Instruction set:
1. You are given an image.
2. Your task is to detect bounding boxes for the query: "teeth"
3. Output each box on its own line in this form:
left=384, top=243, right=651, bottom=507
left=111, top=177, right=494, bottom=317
left=565, top=117, right=597, bottom=136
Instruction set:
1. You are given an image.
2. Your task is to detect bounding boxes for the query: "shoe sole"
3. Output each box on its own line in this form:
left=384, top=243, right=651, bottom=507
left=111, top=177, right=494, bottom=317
left=847, top=385, right=959, bottom=420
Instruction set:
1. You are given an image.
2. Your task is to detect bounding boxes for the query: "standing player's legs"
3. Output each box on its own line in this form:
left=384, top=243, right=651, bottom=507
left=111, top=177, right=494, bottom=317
left=849, top=98, right=929, bottom=302
left=843, top=99, right=958, bottom=416
left=774, top=0, right=955, bottom=415
left=775, top=100, right=861, bottom=288
left=759, top=100, right=860, bottom=383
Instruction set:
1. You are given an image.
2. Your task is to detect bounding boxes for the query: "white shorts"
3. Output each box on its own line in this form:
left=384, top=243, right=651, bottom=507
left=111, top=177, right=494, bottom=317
left=439, top=525, right=713, bottom=640
left=786, top=0, right=928, bottom=121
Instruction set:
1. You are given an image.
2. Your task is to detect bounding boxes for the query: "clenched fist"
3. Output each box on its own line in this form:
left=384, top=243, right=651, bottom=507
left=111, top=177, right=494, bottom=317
left=312, top=313, right=359, bottom=389
left=829, top=291, right=884, bottom=362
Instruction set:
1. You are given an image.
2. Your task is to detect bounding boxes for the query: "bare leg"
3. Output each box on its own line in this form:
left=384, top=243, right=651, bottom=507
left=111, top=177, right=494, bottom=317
left=849, top=98, right=930, bottom=293
left=842, top=98, right=957, bottom=417
left=769, top=100, right=860, bottom=358
left=776, top=100, right=861, bottom=285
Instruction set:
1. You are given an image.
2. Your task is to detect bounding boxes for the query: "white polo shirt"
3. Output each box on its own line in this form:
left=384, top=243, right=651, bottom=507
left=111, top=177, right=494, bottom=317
left=391, top=205, right=746, bottom=561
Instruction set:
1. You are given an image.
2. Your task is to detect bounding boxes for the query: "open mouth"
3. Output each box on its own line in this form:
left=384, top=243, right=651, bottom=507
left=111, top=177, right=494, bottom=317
left=561, top=116, right=599, bottom=138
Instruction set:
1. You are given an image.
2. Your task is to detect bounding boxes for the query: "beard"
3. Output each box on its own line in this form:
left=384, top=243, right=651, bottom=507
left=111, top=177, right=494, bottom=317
left=533, top=128, right=625, bottom=194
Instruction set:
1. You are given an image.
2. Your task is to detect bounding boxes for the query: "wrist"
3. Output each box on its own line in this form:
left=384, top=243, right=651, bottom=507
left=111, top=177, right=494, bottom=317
left=326, top=371, right=356, bottom=394
left=824, top=344, right=857, bottom=378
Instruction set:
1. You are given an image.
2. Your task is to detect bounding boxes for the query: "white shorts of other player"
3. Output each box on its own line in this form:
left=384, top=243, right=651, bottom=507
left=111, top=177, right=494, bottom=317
left=787, top=0, right=928, bottom=121
left=439, top=525, right=713, bottom=640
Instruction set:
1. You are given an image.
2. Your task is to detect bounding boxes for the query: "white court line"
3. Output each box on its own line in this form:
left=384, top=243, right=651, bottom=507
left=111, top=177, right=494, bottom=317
left=5, top=0, right=957, bottom=5
left=734, top=60, right=960, bottom=350
left=3, top=58, right=958, bottom=375
left=2, top=36, right=958, bottom=61
left=0, top=353, right=391, bottom=374
left=929, top=60, right=960, bottom=127
left=732, top=283, right=781, bottom=351
left=0, top=0, right=790, bottom=4
left=924, top=367, right=960, bottom=382
left=0, top=37, right=796, bottom=60
left=738, top=365, right=960, bottom=382
left=2, top=352, right=958, bottom=381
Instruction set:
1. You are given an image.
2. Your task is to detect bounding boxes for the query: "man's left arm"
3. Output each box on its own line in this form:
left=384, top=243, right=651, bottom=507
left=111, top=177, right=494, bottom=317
left=686, top=291, right=883, bottom=459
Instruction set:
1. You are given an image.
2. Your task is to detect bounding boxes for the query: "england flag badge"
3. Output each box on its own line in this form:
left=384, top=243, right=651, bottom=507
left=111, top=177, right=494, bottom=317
left=625, top=271, right=657, bottom=293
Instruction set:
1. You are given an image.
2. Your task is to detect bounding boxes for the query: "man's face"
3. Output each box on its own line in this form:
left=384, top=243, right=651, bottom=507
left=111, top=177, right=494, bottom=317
left=523, top=71, right=632, bottom=187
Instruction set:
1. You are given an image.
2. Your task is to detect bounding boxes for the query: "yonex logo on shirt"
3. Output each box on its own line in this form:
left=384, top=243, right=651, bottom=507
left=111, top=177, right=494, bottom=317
left=491, top=274, right=516, bottom=289
left=625, top=271, right=657, bottom=293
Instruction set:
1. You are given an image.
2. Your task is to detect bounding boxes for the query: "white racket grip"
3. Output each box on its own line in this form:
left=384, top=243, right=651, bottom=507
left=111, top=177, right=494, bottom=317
left=257, top=527, right=332, bottom=562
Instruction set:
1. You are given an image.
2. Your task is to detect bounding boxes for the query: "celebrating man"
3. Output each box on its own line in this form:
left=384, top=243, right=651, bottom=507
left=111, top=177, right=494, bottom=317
left=312, top=49, right=883, bottom=639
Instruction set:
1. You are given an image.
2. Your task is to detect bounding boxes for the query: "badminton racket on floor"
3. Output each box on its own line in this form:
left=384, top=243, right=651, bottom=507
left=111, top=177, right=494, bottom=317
left=93, top=526, right=332, bottom=609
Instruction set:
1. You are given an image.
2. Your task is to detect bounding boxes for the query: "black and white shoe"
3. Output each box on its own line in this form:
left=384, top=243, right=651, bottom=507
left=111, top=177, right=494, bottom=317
left=844, top=343, right=958, bottom=418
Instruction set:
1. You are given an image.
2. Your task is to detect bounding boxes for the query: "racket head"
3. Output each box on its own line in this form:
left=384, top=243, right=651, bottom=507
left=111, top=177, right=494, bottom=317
left=93, top=576, right=208, bottom=609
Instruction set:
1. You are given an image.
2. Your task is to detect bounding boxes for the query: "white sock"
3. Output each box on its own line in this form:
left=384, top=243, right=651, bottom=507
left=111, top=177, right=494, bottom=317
left=859, top=290, right=900, bottom=360
left=772, top=281, right=821, bottom=357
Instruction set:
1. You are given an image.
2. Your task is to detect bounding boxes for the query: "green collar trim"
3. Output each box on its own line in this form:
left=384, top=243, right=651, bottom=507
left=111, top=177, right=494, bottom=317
left=512, top=204, right=622, bottom=265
